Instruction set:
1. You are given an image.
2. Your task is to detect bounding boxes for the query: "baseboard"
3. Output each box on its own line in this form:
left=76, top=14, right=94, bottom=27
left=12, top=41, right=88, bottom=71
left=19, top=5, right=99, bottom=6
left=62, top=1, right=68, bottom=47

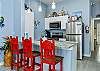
left=83, top=54, right=91, bottom=57
left=0, top=62, right=4, bottom=66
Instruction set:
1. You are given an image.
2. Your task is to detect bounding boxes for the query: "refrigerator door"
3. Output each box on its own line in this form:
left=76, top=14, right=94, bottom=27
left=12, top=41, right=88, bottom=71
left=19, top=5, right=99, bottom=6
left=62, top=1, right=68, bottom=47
left=66, top=22, right=76, bottom=34
left=75, top=22, right=82, bottom=34
left=76, top=35, right=82, bottom=59
left=66, top=21, right=83, bottom=59
left=66, top=22, right=82, bottom=34
left=66, top=34, right=82, bottom=59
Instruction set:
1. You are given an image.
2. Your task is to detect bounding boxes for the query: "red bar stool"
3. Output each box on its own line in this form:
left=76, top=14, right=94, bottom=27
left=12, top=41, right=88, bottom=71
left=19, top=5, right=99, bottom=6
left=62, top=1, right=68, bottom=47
left=22, top=38, right=34, bottom=71
left=22, top=37, right=40, bottom=57
left=10, top=36, right=21, bottom=71
left=22, top=37, right=40, bottom=70
left=40, top=38, right=64, bottom=71
left=11, top=36, right=23, bottom=67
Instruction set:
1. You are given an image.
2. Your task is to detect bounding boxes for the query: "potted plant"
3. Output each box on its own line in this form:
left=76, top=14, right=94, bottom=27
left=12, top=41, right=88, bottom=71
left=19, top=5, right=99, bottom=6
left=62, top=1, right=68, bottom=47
left=2, top=36, right=12, bottom=67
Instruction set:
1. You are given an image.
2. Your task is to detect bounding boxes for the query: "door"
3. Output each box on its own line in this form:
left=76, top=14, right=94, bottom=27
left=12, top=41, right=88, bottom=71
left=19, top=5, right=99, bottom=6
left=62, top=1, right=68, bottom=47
left=97, top=23, right=100, bottom=44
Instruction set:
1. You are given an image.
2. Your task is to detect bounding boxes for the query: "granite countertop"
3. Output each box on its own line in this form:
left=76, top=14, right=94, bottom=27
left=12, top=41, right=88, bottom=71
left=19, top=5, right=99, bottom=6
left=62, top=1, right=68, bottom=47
left=19, top=39, right=77, bottom=50
left=33, top=40, right=78, bottom=50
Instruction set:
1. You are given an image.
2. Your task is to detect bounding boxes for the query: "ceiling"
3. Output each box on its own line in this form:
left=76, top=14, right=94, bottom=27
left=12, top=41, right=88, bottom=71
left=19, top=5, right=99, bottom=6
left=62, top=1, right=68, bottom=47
left=41, top=0, right=63, bottom=5
left=96, top=0, right=100, bottom=2
left=41, top=0, right=100, bottom=5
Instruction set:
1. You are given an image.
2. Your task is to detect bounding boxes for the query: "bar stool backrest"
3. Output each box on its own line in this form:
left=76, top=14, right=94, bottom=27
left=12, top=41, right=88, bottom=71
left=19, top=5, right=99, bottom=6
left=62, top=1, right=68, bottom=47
left=22, top=37, right=32, bottom=58
left=10, top=36, right=19, bottom=55
left=40, top=38, right=55, bottom=59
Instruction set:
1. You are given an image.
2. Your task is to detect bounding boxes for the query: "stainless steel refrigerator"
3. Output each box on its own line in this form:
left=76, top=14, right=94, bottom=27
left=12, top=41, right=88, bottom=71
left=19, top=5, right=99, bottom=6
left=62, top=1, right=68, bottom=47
left=66, top=21, right=84, bottom=59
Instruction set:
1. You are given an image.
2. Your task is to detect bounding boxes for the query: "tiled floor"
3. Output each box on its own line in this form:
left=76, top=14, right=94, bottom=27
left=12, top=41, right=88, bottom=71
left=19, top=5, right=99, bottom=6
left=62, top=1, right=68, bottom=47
left=1, top=59, right=100, bottom=71
left=77, top=58, right=100, bottom=71
left=77, top=44, right=100, bottom=71
left=0, top=66, right=15, bottom=71
left=1, top=45, right=100, bottom=71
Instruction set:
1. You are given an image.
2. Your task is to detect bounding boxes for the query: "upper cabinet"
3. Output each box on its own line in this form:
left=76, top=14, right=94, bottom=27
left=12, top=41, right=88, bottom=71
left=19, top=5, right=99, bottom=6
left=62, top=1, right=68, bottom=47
left=45, top=15, right=68, bottom=30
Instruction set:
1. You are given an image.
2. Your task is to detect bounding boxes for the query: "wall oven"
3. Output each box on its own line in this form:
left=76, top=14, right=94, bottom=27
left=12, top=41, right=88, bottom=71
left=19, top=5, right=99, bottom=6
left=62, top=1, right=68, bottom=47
left=49, top=21, right=61, bottom=30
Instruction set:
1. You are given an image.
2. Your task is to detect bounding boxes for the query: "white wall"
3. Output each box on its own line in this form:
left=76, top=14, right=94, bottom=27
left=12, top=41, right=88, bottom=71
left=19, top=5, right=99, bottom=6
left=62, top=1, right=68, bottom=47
left=13, top=0, right=21, bottom=36
left=25, top=0, right=47, bottom=40
left=91, top=0, right=100, bottom=17
left=1, top=0, right=14, bottom=36
left=0, top=1, right=1, bottom=16
left=0, top=0, right=25, bottom=38
left=0, top=0, right=14, bottom=64
left=13, top=0, right=25, bottom=38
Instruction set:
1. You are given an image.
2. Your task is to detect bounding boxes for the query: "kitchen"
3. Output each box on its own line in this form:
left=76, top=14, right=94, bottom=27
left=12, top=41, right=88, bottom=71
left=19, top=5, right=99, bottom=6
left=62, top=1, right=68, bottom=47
left=0, top=0, right=100, bottom=71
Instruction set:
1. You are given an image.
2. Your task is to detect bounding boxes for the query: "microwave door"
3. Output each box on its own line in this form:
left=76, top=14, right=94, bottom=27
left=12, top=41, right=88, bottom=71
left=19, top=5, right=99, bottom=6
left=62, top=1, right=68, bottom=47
left=49, top=21, right=61, bottom=30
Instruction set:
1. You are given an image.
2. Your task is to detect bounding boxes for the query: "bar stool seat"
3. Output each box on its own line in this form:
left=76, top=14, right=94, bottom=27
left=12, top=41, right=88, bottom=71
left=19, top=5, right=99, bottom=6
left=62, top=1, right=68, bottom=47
left=32, top=51, right=40, bottom=57
left=42, top=56, right=63, bottom=64
left=19, top=49, right=40, bottom=57
left=19, top=49, right=23, bottom=53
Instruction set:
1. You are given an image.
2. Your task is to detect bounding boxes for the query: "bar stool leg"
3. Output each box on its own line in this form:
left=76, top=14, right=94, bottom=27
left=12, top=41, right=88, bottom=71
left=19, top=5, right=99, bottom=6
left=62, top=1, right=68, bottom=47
left=49, top=65, right=51, bottom=71
left=11, top=64, right=13, bottom=70
left=33, top=58, right=35, bottom=70
left=11, top=56, right=13, bottom=70
left=20, top=53, right=23, bottom=67
left=40, top=62, right=43, bottom=71
left=60, top=60, right=63, bottom=71
left=17, top=55, right=19, bottom=71
left=53, top=65, right=56, bottom=71
left=16, top=66, right=19, bottom=71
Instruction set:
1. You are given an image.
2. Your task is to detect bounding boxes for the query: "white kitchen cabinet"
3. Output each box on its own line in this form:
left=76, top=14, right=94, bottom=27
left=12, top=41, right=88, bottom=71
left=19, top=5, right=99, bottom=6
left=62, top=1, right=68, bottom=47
left=45, top=15, right=68, bottom=30
left=45, top=18, right=49, bottom=29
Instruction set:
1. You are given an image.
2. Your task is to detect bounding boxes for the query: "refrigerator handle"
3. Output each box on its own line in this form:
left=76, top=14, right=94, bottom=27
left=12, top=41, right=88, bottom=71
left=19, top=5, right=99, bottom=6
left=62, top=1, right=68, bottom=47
left=85, top=26, right=89, bottom=33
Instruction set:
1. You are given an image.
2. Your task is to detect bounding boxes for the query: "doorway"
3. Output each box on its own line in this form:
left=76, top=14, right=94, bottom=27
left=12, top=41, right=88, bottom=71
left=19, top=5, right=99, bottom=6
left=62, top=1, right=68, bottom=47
left=91, top=18, right=100, bottom=62
left=91, top=18, right=100, bottom=51
left=96, top=22, right=100, bottom=45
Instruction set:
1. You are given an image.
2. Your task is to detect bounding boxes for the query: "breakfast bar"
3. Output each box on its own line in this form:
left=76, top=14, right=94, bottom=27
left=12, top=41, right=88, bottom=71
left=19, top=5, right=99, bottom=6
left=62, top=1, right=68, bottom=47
left=0, top=37, right=77, bottom=71
left=33, top=40, right=77, bottom=71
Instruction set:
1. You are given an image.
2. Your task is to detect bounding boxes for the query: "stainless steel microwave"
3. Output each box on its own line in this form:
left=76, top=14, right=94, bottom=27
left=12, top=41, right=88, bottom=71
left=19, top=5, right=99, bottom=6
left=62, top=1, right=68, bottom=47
left=49, top=21, right=61, bottom=30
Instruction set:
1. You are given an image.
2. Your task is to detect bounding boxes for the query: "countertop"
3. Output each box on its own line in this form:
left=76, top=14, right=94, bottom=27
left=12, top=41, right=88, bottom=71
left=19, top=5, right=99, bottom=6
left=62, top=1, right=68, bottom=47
left=18, top=39, right=78, bottom=50
left=33, top=40, right=78, bottom=50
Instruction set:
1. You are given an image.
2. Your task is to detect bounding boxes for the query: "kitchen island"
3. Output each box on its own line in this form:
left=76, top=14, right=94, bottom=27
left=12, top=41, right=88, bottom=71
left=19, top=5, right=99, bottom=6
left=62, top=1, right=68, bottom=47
left=0, top=39, right=77, bottom=71
left=33, top=40, right=77, bottom=71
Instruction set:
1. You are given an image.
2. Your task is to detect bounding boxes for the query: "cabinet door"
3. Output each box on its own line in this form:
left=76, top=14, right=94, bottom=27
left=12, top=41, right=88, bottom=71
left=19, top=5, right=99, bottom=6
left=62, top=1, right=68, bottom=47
left=25, top=11, right=34, bottom=41
left=61, top=16, right=68, bottom=29
left=45, top=18, right=49, bottom=29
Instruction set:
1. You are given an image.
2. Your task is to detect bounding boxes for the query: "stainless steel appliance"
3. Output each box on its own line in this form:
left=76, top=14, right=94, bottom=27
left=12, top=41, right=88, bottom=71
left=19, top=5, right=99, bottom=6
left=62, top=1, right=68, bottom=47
left=66, top=21, right=84, bottom=59
left=50, top=31, right=64, bottom=40
left=42, top=29, right=65, bottom=40
left=49, top=21, right=61, bottom=30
